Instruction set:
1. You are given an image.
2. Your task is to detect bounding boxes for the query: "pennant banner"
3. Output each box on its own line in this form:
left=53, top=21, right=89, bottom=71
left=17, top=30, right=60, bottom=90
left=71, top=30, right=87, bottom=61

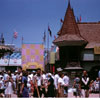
left=13, top=32, right=18, bottom=39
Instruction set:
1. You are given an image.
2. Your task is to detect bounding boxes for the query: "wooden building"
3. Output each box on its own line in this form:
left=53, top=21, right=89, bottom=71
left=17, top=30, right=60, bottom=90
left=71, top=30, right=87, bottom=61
left=53, top=1, right=100, bottom=80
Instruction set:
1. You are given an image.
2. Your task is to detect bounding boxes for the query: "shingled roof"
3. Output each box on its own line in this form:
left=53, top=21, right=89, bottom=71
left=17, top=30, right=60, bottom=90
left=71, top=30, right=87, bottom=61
left=53, top=1, right=87, bottom=46
left=78, top=22, right=100, bottom=48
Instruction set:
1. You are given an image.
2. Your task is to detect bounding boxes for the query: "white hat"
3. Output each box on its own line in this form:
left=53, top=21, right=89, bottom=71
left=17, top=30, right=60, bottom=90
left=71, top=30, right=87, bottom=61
left=32, top=70, right=36, bottom=73
left=57, top=67, right=63, bottom=72
left=48, top=73, right=52, bottom=76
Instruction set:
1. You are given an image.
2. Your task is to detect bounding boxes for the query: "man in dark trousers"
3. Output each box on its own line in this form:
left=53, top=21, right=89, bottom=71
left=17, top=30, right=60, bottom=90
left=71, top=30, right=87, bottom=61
left=81, top=70, right=90, bottom=98
left=33, top=68, right=43, bottom=97
left=17, top=67, right=22, bottom=97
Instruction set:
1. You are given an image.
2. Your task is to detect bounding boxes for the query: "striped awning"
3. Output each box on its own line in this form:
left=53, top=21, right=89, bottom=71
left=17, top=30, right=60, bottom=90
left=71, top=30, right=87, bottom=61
left=0, top=45, right=11, bottom=50
left=0, top=45, right=13, bottom=58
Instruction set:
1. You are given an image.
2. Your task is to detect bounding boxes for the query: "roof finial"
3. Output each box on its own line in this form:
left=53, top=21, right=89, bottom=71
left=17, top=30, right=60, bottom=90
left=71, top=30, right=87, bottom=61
left=68, top=0, right=71, bottom=8
left=68, top=0, right=70, bottom=5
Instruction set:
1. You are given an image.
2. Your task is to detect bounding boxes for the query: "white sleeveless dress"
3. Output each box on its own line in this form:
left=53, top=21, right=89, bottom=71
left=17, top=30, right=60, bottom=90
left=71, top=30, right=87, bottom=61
left=5, top=77, right=13, bottom=95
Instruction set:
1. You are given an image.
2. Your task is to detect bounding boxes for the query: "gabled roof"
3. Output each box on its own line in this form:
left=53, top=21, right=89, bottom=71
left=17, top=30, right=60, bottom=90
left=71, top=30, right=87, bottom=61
left=53, top=1, right=87, bottom=46
left=78, top=22, right=100, bottom=48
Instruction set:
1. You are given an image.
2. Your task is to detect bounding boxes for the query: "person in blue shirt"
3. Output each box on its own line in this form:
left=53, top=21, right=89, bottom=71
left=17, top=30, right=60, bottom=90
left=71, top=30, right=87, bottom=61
left=20, top=71, right=29, bottom=97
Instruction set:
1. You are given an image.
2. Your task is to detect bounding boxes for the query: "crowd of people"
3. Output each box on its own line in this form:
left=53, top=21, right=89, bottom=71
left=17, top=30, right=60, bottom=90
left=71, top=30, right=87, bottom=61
left=73, top=71, right=100, bottom=98
left=0, top=67, right=100, bottom=98
left=90, top=78, right=100, bottom=93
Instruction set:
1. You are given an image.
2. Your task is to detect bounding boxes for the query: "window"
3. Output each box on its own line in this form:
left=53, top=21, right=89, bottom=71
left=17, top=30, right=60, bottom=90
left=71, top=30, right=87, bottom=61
left=83, top=54, right=94, bottom=61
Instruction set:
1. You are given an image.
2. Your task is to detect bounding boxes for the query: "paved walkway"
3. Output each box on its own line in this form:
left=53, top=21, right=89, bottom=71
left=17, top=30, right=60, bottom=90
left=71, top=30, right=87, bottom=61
left=11, top=93, right=100, bottom=98
left=7, top=88, right=100, bottom=98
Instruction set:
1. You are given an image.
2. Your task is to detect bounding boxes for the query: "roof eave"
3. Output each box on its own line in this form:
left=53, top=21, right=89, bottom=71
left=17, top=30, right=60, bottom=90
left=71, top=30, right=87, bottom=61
left=53, top=40, right=88, bottom=47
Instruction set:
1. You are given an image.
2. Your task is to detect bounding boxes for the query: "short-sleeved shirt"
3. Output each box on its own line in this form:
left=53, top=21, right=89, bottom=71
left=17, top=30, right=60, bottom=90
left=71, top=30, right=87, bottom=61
left=34, top=75, right=43, bottom=86
left=0, top=80, right=4, bottom=89
left=58, top=77, right=64, bottom=86
left=54, top=74, right=59, bottom=89
left=42, top=74, right=46, bottom=85
left=22, top=76, right=27, bottom=87
left=63, top=75, right=69, bottom=86
left=74, top=77, right=80, bottom=84
left=74, top=77, right=80, bottom=88
left=12, top=75, right=16, bottom=82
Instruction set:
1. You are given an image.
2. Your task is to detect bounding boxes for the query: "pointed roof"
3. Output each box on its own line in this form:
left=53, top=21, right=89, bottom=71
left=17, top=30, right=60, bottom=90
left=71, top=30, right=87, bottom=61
left=53, top=1, right=87, bottom=46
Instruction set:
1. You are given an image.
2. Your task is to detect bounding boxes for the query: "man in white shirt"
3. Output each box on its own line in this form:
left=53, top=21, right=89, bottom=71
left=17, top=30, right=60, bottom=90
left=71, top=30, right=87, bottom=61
left=54, top=68, right=63, bottom=97
left=54, top=74, right=59, bottom=90
left=63, top=73, right=69, bottom=97
left=34, top=68, right=43, bottom=97
left=17, top=67, right=22, bottom=97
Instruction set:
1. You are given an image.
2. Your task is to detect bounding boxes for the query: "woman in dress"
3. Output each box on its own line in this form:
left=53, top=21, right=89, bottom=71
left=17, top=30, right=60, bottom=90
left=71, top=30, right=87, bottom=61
left=47, top=73, right=55, bottom=97
left=5, top=72, right=14, bottom=98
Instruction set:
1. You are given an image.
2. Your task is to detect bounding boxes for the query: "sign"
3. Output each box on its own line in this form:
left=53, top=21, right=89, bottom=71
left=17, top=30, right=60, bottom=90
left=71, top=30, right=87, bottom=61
left=49, top=52, right=55, bottom=64
left=0, top=59, right=21, bottom=66
left=94, top=46, right=100, bottom=54
left=22, top=44, right=44, bottom=70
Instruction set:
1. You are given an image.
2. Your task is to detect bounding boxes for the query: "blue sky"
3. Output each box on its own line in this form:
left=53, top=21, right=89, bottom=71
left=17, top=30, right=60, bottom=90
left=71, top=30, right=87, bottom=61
left=0, top=0, right=100, bottom=48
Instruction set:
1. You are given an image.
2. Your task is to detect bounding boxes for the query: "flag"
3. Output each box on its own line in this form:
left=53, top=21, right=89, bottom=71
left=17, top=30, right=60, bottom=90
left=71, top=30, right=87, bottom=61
left=13, top=32, right=18, bottom=39
left=48, top=26, right=52, bottom=37
left=60, top=18, right=63, bottom=23
left=43, top=31, right=46, bottom=43
left=54, top=35, right=56, bottom=39
left=0, top=33, right=5, bottom=44
left=80, top=15, right=82, bottom=22
left=53, top=65, right=55, bottom=73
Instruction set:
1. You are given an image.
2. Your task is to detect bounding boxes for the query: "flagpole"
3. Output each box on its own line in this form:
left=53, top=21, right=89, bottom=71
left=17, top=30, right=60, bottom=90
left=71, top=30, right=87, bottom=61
left=11, top=36, right=14, bottom=44
left=21, top=36, right=23, bottom=45
left=9, top=32, right=14, bottom=67
left=60, top=19, right=62, bottom=27
left=43, top=30, right=46, bottom=46
left=46, top=25, right=50, bottom=72
left=47, top=27, right=49, bottom=63
left=44, top=31, right=46, bottom=47
left=43, top=30, right=46, bottom=71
